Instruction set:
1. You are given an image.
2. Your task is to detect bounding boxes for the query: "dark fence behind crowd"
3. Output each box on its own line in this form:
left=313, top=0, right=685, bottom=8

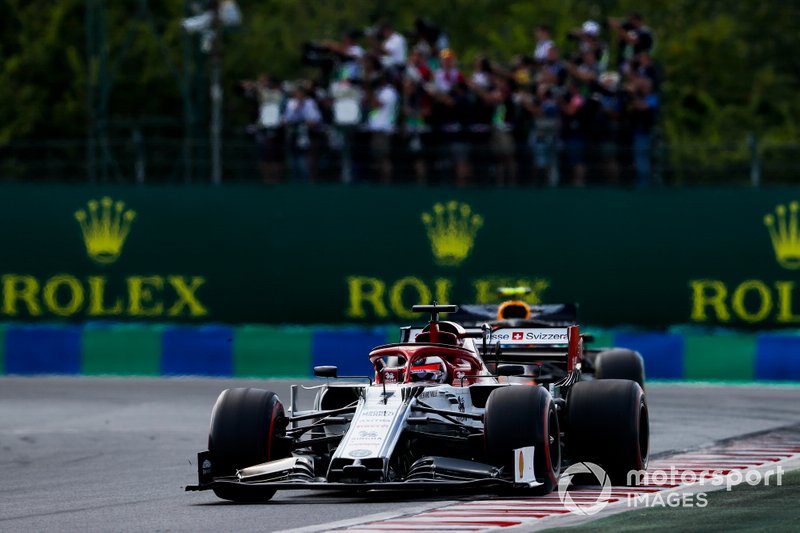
left=1, top=136, right=798, bottom=186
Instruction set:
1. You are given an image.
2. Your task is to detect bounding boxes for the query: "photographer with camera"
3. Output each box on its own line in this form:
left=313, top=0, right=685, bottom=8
left=521, top=82, right=561, bottom=186
left=241, top=74, right=286, bottom=184
left=567, top=20, right=608, bottom=69
left=402, top=47, right=435, bottom=184
left=593, top=71, right=624, bottom=184
left=365, top=73, right=399, bottom=184
left=319, top=30, right=365, bottom=83
left=559, top=78, right=593, bottom=187
left=609, top=12, right=654, bottom=70
left=623, top=65, right=659, bottom=187
left=281, top=83, right=322, bottom=182
left=370, top=20, right=407, bottom=79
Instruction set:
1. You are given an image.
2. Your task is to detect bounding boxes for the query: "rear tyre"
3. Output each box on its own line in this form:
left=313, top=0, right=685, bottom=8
left=566, top=379, right=649, bottom=484
left=484, top=385, right=561, bottom=493
left=208, top=388, right=289, bottom=502
left=595, top=349, right=645, bottom=390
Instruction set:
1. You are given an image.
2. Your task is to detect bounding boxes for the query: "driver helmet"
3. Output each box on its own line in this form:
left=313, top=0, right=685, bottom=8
left=409, top=357, right=447, bottom=383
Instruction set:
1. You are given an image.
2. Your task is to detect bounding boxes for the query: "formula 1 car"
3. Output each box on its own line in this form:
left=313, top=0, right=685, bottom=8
left=187, top=304, right=649, bottom=502
left=450, top=290, right=646, bottom=390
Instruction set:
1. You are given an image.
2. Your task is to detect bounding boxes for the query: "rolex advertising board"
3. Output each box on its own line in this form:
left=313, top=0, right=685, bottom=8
left=0, top=184, right=798, bottom=328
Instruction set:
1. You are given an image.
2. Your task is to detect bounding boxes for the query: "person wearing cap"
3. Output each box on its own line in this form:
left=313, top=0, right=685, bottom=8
left=433, top=48, right=464, bottom=93
left=573, top=20, right=608, bottom=68
left=596, top=71, right=624, bottom=184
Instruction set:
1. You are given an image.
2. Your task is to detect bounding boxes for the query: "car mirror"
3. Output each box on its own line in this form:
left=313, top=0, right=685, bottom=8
left=496, top=364, right=525, bottom=377
left=314, top=365, right=338, bottom=378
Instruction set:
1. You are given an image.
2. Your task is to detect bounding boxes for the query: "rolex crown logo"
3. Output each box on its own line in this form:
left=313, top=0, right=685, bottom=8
left=75, top=197, right=136, bottom=265
left=764, top=201, right=800, bottom=269
left=421, top=201, right=483, bottom=266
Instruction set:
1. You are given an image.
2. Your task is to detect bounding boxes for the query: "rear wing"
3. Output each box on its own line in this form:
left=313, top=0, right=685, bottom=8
left=484, top=326, right=581, bottom=371
left=486, top=328, right=569, bottom=344
left=399, top=325, right=583, bottom=372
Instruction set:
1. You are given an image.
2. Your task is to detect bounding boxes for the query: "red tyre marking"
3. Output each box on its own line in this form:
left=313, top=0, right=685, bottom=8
left=541, top=396, right=557, bottom=487
left=267, top=399, right=279, bottom=461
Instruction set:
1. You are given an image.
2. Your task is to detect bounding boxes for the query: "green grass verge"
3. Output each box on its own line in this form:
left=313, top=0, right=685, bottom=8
left=546, top=468, right=800, bottom=532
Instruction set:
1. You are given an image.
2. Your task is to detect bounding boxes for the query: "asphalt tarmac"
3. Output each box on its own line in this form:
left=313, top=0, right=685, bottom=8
left=1, top=377, right=799, bottom=532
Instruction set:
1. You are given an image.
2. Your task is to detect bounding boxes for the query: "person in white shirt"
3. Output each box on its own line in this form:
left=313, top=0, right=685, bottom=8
left=533, top=24, right=555, bottom=64
left=282, top=86, right=321, bottom=181
left=380, top=21, right=407, bottom=70
left=367, top=75, right=398, bottom=183
left=434, top=48, right=464, bottom=93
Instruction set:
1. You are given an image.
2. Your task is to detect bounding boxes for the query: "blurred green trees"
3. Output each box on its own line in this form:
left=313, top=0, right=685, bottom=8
left=1, top=0, right=798, bottom=150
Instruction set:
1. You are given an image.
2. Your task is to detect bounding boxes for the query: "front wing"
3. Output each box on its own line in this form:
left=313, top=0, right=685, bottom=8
left=186, top=477, right=528, bottom=494
left=186, top=451, right=542, bottom=496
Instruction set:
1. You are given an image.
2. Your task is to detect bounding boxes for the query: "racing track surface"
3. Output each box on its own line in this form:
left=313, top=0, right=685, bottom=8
left=1, top=377, right=799, bottom=532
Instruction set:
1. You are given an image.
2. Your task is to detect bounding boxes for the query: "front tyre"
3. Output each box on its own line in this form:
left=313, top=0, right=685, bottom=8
left=484, top=385, right=561, bottom=493
left=208, top=388, right=289, bottom=502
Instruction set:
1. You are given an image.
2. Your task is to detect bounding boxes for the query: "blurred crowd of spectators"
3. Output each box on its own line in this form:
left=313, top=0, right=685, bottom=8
left=240, top=14, right=659, bottom=186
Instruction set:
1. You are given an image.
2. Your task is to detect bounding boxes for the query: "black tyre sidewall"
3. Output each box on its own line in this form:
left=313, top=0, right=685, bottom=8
left=566, top=379, right=648, bottom=484
left=485, top=385, right=561, bottom=492
left=208, top=388, right=287, bottom=477
left=595, top=349, right=646, bottom=390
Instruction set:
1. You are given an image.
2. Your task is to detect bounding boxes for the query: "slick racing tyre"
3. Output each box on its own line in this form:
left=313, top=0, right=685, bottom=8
left=485, top=385, right=561, bottom=493
left=566, top=379, right=649, bottom=485
left=208, top=388, right=289, bottom=502
left=595, top=349, right=645, bottom=390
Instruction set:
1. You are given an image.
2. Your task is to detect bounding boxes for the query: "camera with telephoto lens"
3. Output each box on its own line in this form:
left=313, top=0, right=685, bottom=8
left=301, top=42, right=337, bottom=68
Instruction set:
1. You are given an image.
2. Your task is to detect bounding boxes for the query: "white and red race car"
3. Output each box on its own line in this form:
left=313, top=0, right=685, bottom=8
left=187, top=304, right=648, bottom=502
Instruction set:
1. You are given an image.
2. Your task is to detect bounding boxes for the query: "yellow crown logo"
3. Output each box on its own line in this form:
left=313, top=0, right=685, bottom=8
left=764, top=201, right=800, bottom=269
left=74, top=197, right=136, bottom=265
left=421, top=201, right=483, bottom=266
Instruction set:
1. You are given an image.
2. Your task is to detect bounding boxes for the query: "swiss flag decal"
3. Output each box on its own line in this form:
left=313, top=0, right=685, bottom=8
left=512, top=331, right=524, bottom=340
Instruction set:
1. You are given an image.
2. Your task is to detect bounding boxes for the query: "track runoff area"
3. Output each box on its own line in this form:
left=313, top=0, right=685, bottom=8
left=283, top=425, right=800, bottom=532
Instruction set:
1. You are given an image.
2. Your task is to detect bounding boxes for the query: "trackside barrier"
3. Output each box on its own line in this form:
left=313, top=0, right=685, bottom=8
left=0, top=323, right=799, bottom=381
left=4, top=184, right=800, bottom=330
